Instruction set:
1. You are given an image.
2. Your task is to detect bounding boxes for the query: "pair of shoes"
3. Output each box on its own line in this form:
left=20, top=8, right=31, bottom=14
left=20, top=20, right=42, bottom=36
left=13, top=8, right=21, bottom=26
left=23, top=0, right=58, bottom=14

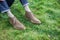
left=9, top=11, right=41, bottom=30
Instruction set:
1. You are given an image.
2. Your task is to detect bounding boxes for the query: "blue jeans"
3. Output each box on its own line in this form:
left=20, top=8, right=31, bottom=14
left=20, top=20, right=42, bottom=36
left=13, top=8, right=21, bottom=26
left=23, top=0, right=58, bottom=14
left=0, top=0, right=28, bottom=13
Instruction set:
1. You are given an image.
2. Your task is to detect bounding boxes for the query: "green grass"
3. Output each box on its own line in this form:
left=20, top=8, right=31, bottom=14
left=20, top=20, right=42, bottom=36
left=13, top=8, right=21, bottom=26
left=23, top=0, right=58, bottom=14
left=0, top=0, right=60, bottom=40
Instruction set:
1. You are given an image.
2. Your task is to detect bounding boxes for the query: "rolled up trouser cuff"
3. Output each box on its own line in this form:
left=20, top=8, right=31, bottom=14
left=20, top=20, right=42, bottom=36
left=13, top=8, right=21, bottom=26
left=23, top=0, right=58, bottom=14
left=23, top=3, right=29, bottom=6
left=0, top=0, right=10, bottom=13
left=1, top=9, right=10, bottom=13
left=20, top=0, right=29, bottom=6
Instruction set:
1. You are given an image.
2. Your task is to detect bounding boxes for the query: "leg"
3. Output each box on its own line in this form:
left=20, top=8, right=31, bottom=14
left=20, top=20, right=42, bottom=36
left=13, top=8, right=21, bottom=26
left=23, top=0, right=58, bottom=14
left=20, top=0, right=41, bottom=24
left=0, top=1, right=25, bottom=30
left=20, top=0, right=31, bottom=12
left=0, top=0, right=10, bottom=13
left=0, top=0, right=14, bottom=17
left=20, top=0, right=29, bottom=6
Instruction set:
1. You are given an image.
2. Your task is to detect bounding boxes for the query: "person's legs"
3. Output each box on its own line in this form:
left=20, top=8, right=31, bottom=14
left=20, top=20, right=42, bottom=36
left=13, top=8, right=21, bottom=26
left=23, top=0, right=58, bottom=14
left=0, top=0, right=25, bottom=30
left=20, top=0, right=41, bottom=24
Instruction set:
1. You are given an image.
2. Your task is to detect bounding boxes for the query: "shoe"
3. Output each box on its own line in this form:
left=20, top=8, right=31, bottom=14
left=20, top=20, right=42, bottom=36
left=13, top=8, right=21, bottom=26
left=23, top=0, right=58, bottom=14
left=25, top=11, right=41, bottom=24
left=9, top=17, right=26, bottom=30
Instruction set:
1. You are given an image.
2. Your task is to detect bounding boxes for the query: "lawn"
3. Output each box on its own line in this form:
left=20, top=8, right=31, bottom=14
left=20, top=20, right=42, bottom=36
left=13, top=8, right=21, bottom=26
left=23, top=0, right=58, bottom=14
left=0, top=0, right=60, bottom=40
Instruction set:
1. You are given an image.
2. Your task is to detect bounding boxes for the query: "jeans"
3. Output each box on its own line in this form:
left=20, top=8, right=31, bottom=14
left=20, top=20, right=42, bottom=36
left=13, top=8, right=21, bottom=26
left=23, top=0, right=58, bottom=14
left=0, top=0, right=28, bottom=13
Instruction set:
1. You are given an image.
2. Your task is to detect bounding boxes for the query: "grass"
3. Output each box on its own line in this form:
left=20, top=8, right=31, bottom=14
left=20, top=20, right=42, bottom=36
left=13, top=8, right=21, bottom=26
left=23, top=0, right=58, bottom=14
left=0, top=0, right=60, bottom=40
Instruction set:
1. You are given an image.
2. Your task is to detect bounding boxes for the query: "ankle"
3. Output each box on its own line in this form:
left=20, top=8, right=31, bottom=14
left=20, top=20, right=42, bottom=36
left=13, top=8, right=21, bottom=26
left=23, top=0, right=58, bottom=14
left=7, top=10, right=14, bottom=18
left=24, top=5, right=31, bottom=12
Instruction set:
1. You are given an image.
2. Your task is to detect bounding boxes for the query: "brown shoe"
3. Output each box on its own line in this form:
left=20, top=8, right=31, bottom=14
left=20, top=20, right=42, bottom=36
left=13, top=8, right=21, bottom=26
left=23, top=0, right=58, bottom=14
left=25, top=11, right=41, bottom=24
left=9, top=17, right=26, bottom=30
